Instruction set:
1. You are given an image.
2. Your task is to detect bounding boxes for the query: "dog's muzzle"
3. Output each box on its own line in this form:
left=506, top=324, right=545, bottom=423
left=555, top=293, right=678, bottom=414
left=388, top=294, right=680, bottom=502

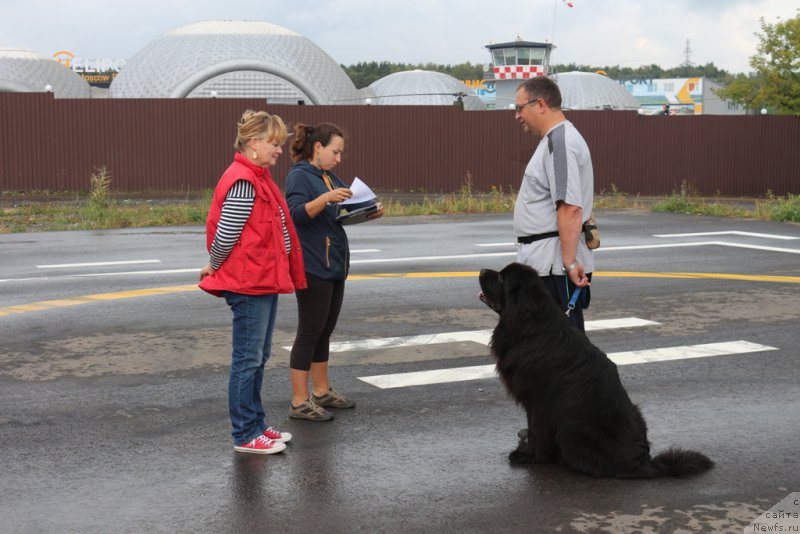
left=479, top=291, right=502, bottom=313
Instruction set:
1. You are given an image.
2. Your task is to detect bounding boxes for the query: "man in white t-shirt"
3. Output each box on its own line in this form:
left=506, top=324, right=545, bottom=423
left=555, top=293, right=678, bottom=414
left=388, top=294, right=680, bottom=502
left=512, top=76, right=595, bottom=331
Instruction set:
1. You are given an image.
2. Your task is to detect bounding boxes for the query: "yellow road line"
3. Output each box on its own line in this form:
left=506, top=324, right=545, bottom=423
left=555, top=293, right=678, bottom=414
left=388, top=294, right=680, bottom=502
left=349, top=271, right=479, bottom=280
left=1, top=272, right=798, bottom=318
left=593, top=271, right=800, bottom=284
left=350, top=271, right=800, bottom=284
left=0, top=285, right=197, bottom=317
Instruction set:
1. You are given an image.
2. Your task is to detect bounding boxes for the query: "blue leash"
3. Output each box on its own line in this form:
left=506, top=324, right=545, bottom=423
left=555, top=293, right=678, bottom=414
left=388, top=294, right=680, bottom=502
left=566, top=286, right=582, bottom=317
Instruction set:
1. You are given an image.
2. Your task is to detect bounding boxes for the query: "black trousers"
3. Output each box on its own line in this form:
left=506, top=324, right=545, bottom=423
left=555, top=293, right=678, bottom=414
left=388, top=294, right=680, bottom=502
left=540, top=273, right=592, bottom=332
left=290, top=273, right=345, bottom=371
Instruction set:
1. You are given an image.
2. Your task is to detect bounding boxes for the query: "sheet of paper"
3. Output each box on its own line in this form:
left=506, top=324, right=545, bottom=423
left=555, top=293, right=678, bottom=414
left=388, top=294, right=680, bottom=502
left=340, top=177, right=377, bottom=205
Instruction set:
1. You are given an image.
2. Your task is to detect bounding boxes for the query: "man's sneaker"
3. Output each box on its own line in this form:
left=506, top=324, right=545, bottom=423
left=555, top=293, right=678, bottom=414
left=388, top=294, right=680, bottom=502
left=234, top=435, right=286, bottom=455
left=312, top=387, right=356, bottom=409
left=289, top=399, right=334, bottom=421
left=263, top=427, right=292, bottom=443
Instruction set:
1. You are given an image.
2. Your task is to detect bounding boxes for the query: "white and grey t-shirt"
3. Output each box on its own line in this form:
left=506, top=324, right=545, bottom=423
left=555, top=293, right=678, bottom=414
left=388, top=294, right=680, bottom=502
left=513, top=120, right=595, bottom=276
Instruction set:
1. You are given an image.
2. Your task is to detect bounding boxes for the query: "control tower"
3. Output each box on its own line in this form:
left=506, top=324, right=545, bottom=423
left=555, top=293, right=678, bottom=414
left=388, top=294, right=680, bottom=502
left=486, top=38, right=554, bottom=109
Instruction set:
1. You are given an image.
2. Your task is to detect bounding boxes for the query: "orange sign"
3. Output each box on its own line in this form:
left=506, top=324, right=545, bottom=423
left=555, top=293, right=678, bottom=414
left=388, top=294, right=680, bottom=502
left=53, top=50, right=75, bottom=68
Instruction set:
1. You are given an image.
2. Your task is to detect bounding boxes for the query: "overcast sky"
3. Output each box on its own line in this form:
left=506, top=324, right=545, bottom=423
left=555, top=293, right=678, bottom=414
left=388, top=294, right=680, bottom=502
left=1, top=0, right=796, bottom=74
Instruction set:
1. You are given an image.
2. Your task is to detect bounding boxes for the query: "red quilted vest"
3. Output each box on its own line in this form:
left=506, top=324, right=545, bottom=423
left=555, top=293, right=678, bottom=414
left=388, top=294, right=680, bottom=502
left=199, top=153, right=307, bottom=296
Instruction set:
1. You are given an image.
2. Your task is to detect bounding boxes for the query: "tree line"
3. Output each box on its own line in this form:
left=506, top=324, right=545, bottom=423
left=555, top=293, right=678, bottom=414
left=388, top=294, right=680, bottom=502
left=340, top=60, right=732, bottom=88
left=341, top=61, right=486, bottom=88
left=550, top=63, right=732, bottom=83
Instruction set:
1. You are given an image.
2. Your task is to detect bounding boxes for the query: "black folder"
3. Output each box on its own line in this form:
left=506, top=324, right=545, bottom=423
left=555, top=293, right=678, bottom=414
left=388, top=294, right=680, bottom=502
left=336, top=202, right=379, bottom=226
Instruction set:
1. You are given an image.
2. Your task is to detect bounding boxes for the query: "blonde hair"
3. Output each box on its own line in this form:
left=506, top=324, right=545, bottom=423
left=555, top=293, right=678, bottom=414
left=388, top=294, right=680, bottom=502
left=234, top=110, right=288, bottom=152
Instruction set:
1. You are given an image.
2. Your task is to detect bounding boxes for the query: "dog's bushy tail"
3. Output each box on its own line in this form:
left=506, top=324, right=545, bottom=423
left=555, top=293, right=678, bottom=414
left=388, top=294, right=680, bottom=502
left=626, top=447, right=714, bottom=478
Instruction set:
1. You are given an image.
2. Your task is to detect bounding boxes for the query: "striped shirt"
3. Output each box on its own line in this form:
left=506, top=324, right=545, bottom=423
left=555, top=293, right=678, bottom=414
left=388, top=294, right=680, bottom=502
left=209, top=179, right=291, bottom=270
left=278, top=204, right=291, bottom=254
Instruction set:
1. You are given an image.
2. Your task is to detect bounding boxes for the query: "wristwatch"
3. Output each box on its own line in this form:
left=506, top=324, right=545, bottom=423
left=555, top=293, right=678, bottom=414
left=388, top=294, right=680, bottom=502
left=563, top=260, right=578, bottom=273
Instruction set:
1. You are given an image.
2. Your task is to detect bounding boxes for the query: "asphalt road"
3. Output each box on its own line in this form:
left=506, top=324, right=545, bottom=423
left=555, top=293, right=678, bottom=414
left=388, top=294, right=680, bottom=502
left=1, top=210, right=798, bottom=533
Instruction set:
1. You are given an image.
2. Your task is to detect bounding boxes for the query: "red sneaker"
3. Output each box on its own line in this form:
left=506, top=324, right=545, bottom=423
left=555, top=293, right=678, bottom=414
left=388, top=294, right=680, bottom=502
left=234, top=435, right=286, bottom=455
left=263, top=427, right=292, bottom=443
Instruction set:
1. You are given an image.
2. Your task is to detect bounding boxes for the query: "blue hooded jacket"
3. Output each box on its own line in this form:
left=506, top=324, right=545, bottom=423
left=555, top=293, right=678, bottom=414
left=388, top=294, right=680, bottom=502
left=284, top=160, right=350, bottom=281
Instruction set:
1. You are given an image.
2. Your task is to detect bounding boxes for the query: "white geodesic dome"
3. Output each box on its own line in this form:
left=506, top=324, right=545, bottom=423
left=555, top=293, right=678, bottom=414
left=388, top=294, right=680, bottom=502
left=109, top=20, right=362, bottom=104
left=550, top=71, right=639, bottom=110
left=368, top=70, right=485, bottom=110
left=0, top=49, right=91, bottom=98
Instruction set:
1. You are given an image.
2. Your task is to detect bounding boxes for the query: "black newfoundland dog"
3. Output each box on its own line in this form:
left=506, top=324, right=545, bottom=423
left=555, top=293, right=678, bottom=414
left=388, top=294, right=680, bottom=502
left=479, top=262, right=713, bottom=478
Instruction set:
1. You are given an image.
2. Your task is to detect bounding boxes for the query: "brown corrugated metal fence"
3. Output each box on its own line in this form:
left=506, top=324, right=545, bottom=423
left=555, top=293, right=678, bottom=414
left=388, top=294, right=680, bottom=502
left=1, top=93, right=798, bottom=197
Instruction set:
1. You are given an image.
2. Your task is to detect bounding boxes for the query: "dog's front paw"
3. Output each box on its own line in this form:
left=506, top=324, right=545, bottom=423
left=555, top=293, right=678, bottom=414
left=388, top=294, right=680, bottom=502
left=508, top=448, right=536, bottom=464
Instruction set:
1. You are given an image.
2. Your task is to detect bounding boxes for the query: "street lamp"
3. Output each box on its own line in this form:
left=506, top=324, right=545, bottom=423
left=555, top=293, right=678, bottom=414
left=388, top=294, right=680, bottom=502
left=760, top=108, right=767, bottom=115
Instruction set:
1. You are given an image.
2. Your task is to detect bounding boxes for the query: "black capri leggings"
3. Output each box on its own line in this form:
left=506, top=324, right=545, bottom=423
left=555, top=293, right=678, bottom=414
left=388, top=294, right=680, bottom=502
left=290, top=273, right=345, bottom=371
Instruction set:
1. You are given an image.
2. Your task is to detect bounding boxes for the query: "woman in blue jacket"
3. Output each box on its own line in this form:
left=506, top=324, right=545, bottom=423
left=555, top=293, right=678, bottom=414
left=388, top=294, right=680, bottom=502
left=284, top=122, right=383, bottom=421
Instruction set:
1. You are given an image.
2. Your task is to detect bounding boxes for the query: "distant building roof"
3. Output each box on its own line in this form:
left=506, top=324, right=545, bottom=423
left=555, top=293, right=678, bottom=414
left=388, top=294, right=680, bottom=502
left=368, top=70, right=485, bottom=110
left=551, top=71, right=639, bottom=110
left=485, top=41, right=555, bottom=50
left=109, top=20, right=361, bottom=103
left=0, top=49, right=91, bottom=98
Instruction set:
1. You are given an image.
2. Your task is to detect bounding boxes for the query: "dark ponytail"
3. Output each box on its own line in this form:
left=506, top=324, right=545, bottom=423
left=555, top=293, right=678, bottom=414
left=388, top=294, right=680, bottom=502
left=290, top=122, right=344, bottom=163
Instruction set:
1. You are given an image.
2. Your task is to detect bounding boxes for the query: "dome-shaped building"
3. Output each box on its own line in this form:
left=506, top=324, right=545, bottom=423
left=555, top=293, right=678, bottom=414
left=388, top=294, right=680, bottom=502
left=109, top=20, right=363, bottom=104
left=0, top=49, right=91, bottom=98
left=368, top=70, right=485, bottom=110
left=550, top=71, right=639, bottom=110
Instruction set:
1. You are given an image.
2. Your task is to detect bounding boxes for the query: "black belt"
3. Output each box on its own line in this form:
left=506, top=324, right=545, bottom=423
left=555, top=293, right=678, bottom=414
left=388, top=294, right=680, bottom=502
left=516, top=231, right=559, bottom=244
left=518, top=221, right=597, bottom=245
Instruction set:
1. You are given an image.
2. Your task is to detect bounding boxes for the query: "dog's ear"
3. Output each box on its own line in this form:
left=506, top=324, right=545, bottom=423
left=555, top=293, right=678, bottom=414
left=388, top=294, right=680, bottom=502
left=501, top=263, right=548, bottom=327
left=500, top=265, right=526, bottom=325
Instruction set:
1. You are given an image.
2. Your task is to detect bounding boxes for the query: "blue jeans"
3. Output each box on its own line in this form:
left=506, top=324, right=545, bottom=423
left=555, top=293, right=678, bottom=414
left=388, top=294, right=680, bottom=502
left=223, top=292, right=278, bottom=446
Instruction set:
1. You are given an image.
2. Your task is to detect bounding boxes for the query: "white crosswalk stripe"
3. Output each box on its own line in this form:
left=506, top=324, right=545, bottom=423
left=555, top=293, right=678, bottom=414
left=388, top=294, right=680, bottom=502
left=282, top=317, right=660, bottom=353
left=358, top=340, right=778, bottom=389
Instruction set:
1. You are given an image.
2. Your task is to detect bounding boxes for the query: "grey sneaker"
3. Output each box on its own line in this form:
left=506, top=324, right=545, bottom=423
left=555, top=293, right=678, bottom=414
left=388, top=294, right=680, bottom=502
left=289, top=399, right=334, bottom=421
left=312, top=387, right=355, bottom=409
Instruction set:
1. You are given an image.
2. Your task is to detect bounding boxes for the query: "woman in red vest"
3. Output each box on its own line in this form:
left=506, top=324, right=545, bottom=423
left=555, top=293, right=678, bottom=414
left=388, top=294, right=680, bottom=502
left=199, top=110, right=307, bottom=454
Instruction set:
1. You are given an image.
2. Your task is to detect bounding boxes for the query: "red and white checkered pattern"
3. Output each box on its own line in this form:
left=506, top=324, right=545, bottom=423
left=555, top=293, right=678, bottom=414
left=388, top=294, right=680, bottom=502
left=493, top=66, right=546, bottom=80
